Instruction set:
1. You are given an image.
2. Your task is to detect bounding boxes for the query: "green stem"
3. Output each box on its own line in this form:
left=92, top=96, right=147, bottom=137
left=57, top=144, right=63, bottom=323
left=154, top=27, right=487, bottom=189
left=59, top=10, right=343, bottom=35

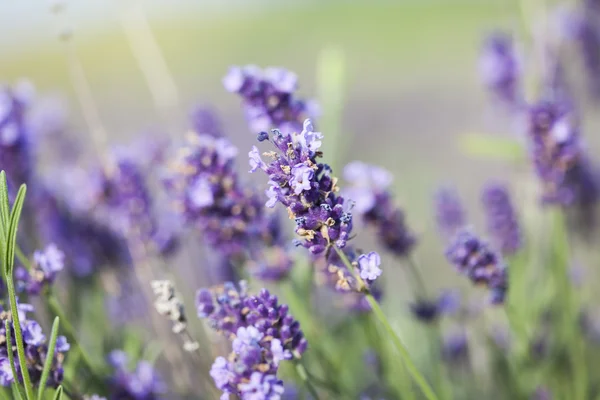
left=403, top=255, right=428, bottom=298
left=14, top=246, right=30, bottom=271
left=45, top=293, right=104, bottom=384
left=333, top=247, right=439, bottom=400
left=294, top=362, right=321, bottom=400
left=6, top=278, right=35, bottom=399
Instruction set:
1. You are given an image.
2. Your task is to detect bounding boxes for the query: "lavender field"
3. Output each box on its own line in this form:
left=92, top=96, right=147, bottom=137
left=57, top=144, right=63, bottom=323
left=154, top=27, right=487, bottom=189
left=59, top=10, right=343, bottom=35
left=0, top=0, right=599, bottom=399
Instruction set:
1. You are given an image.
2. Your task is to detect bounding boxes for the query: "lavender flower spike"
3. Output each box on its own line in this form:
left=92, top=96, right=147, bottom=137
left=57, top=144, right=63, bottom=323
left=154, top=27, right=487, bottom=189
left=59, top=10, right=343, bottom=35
left=445, top=229, right=508, bottom=304
left=343, top=161, right=416, bottom=256
left=481, top=182, right=522, bottom=255
left=434, top=186, right=466, bottom=238
left=224, top=65, right=318, bottom=134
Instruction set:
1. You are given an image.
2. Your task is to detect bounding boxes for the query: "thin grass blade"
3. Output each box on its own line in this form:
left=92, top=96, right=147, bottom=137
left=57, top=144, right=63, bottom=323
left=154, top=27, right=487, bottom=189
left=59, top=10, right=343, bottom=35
left=52, top=386, right=63, bottom=400
left=5, top=320, right=27, bottom=400
left=37, top=317, right=60, bottom=400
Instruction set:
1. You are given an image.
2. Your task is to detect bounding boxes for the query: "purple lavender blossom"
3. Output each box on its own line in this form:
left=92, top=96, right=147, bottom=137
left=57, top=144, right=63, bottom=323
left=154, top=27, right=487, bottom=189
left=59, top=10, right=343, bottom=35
left=198, top=282, right=306, bottom=398
left=357, top=252, right=382, bottom=282
left=0, top=83, right=33, bottom=193
left=442, top=331, right=470, bottom=364
left=527, top=101, right=600, bottom=216
left=409, top=289, right=461, bottom=323
left=224, top=65, right=318, bottom=134
left=481, top=182, right=522, bottom=255
left=108, top=351, right=165, bottom=399
left=103, top=157, right=157, bottom=247
left=190, top=105, right=223, bottom=137
left=0, top=303, right=69, bottom=388
left=445, top=230, right=508, bottom=304
left=343, top=161, right=416, bottom=257
left=479, top=32, right=522, bottom=109
left=434, top=186, right=466, bottom=238
left=250, top=123, right=353, bottom=254
left=33, top=185, right=130, bottom=277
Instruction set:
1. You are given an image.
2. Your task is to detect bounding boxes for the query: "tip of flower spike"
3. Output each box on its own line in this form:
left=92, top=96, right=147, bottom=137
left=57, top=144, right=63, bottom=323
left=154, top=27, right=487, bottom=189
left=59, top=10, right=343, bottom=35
left=257, top=131, right=269, bottom=142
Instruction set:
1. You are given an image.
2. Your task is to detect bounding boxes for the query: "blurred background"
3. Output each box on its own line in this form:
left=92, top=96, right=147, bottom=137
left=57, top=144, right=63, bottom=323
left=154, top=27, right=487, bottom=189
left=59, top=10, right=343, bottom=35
left=3, top=1, right=600, bottom=397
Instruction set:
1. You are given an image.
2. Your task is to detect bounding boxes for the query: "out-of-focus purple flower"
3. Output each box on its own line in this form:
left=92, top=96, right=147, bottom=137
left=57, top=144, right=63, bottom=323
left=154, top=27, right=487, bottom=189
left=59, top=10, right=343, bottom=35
left=527, top=101, right=600, bottom=219
left=442, top=331, right=470, bottom=364
left=479, top=32, right=522, bottom=109
left=102, top=157, right=157, bottom=247
left=481, top=182, right=522, bottom=255
left=434, top=186, right=466, bottom=238
left=199, top=282, right=306, bottom=399
left=343, top=161, right=416, bottom=257
left=108, top=351, right=165, bottom=399
left=409, top=289, right=461, bottom=323
left=33, top=185, right=130, bottom=277
left=0, top=303, right=69, bottom=388
left=0, top=83, right=33, bottom=192
left=190, top=105, right=223, bottom=137
left=445, top=230, right=508, bottom=304
left=357, top=252, right=382, bottom=282
left=224, top=65, right=318, bottom=135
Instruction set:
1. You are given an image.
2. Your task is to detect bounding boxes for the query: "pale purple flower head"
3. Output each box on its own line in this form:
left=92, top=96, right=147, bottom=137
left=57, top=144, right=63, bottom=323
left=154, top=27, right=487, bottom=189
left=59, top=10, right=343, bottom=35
left=249, top=146, right=267, bottom=173
left=357, top=251, right=382, bottom=282
left=481, top=181, right=522, bottom=255
left=290, top=164, right=314, bottom=195
left=0, top=358, right=13, bottom=386
left=239, top=372, right=285, bottom=400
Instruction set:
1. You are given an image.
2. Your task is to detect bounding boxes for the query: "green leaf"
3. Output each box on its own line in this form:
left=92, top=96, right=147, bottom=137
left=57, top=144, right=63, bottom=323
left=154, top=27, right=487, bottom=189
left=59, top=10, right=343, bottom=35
left=0, top=171, right=9, bottom=278
left=5, top=320, right=27, bottom=400
left=0, top=171, right=10, bottom=234
left=52, top=386, right=63, bottom=400
left=37, top=317, right=60, bottom=400
left=459, top=133, right=526, bottom=162
left=11, top=385, right=24, bottom=400
left=5, top=185, right=26, bottom=277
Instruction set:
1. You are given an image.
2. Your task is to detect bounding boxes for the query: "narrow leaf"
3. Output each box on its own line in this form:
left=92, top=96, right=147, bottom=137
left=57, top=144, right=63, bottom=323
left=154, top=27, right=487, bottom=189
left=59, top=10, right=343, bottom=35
left=5, top=320, right=27, bottom=400
left=0, top=171, right=9, bottom=277
left=52, top=386, right=63, bottom=400
left=37, top=317, right=60, bottom=400
left=11, top=385, right=24, bottom=400
left=459, top=133, right=526, bottom=162
left=5, top=185, right=26, bottom=276
left=0, top=171, right=10, bottom=234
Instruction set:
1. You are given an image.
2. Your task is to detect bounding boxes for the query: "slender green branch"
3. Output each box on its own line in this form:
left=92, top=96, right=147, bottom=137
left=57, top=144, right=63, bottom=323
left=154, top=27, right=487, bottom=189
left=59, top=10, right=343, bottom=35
left=403, top=254, right=428, bottom=298
left=294, top=361, right=321, bottom=400
left=45, top=293, right=104, bottom=385
left=333, top=246, right=439, bottom=400
left=14, top=247, right=31, bottom=271
left=7, top=278, right=36, bottom=399
left=5, top=321, right=26, bottom=400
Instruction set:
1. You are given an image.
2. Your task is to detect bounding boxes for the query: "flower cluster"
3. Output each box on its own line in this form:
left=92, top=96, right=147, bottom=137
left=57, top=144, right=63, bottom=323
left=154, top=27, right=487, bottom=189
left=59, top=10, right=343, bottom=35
left=445, top=230, right=508, bottom=304
left=102, top=157, right=157, bottom=247
left=14, top=244, right=64, bottom=295
left=527, top=101, right=600, bottom=210
left=196, top=282, right=306, bottom=399
left=166, top=132, right=293, bottom=280
left=479, top=32, right=522, bottom=108
left=343, top=161, right=416, bottom=257
left=166, top=133, right=259, bottom=255
left=434, top=186, right=466, bottom=239
left=250, top=119, right=353, bottom=255
left=107, top=350, right=165, bottom=399
left=190, top=106, right=223, bottom=138
left=409, top=289, right=460, bottom=323
left=223, top=65, right=318, bottom=134
left=481, top=182, right=522, bottom=255
left=33, top=185, right=129, bottom=277
left=0, top=83, right=33, bottom=192
left=0, top=302, right=70, bottom=387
